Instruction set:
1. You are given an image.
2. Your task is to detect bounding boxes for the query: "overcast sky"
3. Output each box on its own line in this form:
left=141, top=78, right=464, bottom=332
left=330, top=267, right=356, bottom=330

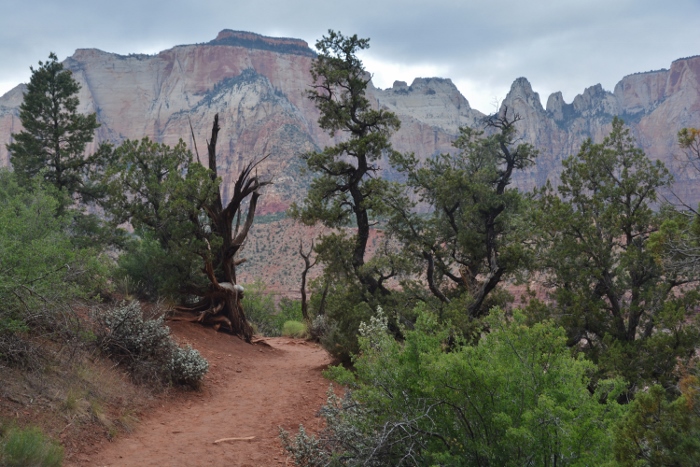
left=1, top=0, right=698, bottom=113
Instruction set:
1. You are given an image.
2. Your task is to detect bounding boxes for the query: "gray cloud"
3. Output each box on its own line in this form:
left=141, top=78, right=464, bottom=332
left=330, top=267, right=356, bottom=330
left=1, top=0, right=698, bottom=112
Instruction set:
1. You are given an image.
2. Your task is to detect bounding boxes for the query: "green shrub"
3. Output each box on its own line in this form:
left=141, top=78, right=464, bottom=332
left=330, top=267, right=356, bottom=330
left=93, top=301, right=208, bottom=388
left=614, top=374, right=700, bottom=466
left=282, top=307, right=627, bottom=466
left=308, top=279, right=374, bottom=363
left=242, top=281, right=277, bottom=335
left=0, top=425, right=63, bottom=467
left=319, top=299, right=374, bottom=362
left=242, top=281, right=305, bottom=336
left=115, top=231, right=205, bottom=300
left=0, top=169, right=108, bottom=367
left=282, top=321, right=307, bottom=338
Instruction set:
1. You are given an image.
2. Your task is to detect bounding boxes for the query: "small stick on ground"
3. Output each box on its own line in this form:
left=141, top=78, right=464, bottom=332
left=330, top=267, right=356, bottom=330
left=213, top=436, right=256, bottom=444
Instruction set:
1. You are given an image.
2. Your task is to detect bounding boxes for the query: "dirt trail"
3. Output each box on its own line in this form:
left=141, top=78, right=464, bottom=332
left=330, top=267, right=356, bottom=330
left=69, top=321, right=333, bottom=466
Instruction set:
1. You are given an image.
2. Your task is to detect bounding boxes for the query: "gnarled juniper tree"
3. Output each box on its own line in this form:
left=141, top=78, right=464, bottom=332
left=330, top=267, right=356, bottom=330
left=105, top=115, right=270, bottom=341
left=390, top=109, right=537, bottom=328
left=291, top=31, right=403, bottom=297
left=290, top=31, right=410, bottom=360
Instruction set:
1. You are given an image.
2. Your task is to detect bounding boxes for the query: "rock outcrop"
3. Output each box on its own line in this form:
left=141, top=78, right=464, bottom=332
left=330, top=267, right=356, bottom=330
left=495, top=57, right=700, bottom=202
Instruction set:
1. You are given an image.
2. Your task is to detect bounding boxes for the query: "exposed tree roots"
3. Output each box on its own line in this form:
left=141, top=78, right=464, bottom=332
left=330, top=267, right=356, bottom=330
left=175, top=283, right=253, bottom=342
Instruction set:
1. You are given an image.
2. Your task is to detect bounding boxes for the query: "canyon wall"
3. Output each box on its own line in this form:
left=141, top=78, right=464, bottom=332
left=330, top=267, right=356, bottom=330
left=1, top=31, right=699, bottom=291
left=2, top=31, right=698, bottom=209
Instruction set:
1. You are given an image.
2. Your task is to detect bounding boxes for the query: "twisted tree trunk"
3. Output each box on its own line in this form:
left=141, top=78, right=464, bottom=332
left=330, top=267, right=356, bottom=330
left=177, top=114, right=271, bottom=341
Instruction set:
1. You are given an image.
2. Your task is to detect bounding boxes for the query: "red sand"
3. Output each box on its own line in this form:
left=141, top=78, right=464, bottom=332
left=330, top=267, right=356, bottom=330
left=69, top=321, right=333, bottom=466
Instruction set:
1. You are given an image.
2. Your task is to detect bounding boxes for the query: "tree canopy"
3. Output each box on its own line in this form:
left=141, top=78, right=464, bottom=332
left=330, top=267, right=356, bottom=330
left=533, top=117, right=699, bottom=391
left=7, top=53, right=112, bottom=208
left=391, top=110, right=536, bottom=323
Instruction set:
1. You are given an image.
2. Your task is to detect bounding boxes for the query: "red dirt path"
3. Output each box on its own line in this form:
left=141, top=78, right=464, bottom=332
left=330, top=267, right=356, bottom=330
left=68, top=321, right=333, bottom=466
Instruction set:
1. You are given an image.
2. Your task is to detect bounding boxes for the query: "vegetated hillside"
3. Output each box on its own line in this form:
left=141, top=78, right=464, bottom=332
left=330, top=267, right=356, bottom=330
left=236, top=216, right=391, bottom=297
left=0, top=32, right=699, bottom=284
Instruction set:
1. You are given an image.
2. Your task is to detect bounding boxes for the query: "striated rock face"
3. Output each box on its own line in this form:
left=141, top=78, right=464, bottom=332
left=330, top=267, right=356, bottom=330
left=0, top=84, right=27, bottom=167
left=499, top=57, right=700, bottom=202
left=0, top=31, right=487, bottom=212
left=1, top=31, right=700, bottom=214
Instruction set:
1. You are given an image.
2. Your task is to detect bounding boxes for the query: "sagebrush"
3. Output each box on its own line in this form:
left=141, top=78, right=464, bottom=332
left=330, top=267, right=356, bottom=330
left=93, top=301, right=208, bottom=388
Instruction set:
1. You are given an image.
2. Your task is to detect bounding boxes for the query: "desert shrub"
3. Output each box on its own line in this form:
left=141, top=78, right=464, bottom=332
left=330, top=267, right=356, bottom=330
left=0, top=169, right=107, bottom=367
left=280, top=424, right=328, bottom=467
left=282, top=307, right=627, bottom=466
left=168, top=345, right=210, bottom=388
left=93, top=301, right=208, bottom=388
left=282, top=321, right=307, bottom=338
left=243, top=281, right=305, bottom=336
left=308, top=314, right=330, bottom=341
left=0, top=327, right=43, bottom=370
left=0, top=424, right=63, bottom=467
left=115, top=230, right=205, bottom=300
left=95, top=301, right=171, bottom=360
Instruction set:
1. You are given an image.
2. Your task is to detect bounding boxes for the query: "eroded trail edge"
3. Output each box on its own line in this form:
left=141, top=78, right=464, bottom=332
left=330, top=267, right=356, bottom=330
left=73, top=322, right=333, bottom=466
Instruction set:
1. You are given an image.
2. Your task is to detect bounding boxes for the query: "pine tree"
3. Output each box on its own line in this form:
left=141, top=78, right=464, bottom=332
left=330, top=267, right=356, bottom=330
left=7, top=52, right=111, bottom=207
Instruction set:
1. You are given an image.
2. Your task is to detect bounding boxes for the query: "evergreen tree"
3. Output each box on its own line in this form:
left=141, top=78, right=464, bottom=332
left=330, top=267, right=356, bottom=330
left=614, top=375, right=700, bottom=466
left=291, top=31, right=404, bottom=296
left=391, top=110, right=536, bottom=324
left=103, top=137, right=216, bottom=298
left=7, top=52, right=111, bottom=207
left=290, top=31, right=411, bottom=360
left=534, top=117, right=699, bottom=392
left=104, top=116, right=268, bottom=340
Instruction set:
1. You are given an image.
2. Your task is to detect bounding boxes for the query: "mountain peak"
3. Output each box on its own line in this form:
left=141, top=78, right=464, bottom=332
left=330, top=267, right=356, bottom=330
left=502, top=77, right=544, bottom=113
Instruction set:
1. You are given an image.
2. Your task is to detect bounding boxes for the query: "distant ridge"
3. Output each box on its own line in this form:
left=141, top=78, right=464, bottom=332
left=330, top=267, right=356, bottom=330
left=207, top=30, right=316, bottom=57
left=673, top=54, right=700, bottom=63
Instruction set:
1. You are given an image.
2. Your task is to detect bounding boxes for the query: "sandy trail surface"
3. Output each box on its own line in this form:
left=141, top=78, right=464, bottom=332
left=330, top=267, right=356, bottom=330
left=69, top=321, right=333, bottom=466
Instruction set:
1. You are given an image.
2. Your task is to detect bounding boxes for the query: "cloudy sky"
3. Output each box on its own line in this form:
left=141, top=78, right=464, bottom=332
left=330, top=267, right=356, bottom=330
left=1, top=0, right=698, bottom=113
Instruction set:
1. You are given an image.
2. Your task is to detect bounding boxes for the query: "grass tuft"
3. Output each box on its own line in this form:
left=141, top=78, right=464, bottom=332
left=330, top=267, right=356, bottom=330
left=282, top=320, right=308, bottom=339
left=0, top=425, right=64, bottom=467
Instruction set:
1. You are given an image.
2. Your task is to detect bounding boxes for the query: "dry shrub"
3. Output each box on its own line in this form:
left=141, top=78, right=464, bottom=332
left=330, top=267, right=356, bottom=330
left=93, top=301, right=208, bottom=388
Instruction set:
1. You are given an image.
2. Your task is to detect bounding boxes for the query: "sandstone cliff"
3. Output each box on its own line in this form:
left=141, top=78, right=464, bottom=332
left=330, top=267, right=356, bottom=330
left=1, top=31, right=699, bottom=291
left=499, top=57, right=700, bottom=202
left=3, top=31, right=697, bottom=209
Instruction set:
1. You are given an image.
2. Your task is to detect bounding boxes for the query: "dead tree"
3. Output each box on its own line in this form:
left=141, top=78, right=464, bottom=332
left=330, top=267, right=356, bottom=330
left=177, top=114, right=271, bottom=341
left=299, top=240, right=317, bottom=322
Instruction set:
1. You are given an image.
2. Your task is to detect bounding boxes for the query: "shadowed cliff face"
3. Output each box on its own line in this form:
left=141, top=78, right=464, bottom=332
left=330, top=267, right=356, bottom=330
left=1, top=31, right=699, bottom=213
